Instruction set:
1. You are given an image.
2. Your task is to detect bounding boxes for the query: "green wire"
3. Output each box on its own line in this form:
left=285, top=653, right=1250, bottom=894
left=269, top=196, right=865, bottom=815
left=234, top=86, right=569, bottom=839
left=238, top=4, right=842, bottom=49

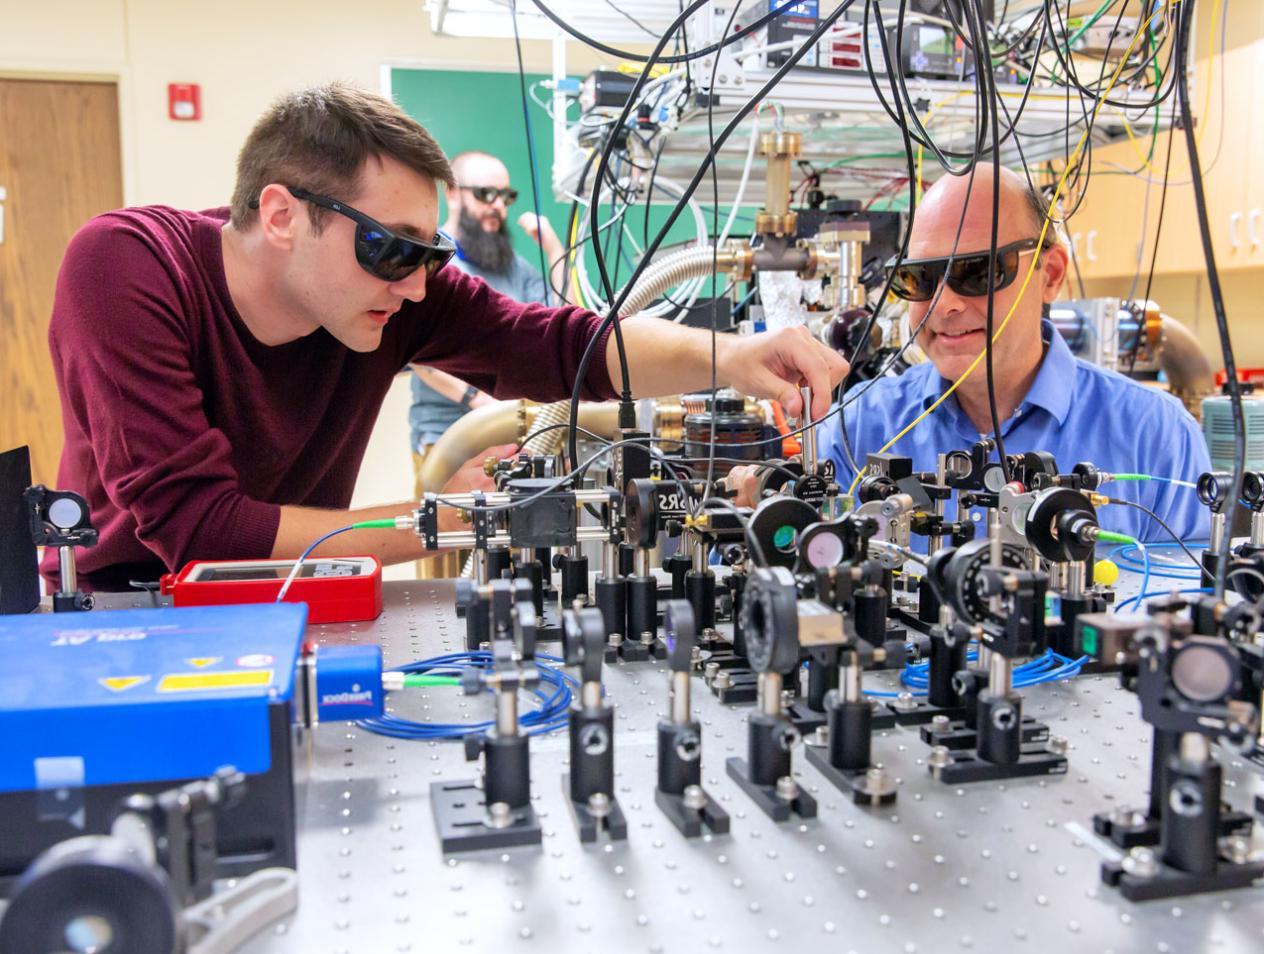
left=1107, top=473, right=1152, bottom=481
left=351, top=518, right=399, bottom=529
left=402, top=674, right=462, bottom=688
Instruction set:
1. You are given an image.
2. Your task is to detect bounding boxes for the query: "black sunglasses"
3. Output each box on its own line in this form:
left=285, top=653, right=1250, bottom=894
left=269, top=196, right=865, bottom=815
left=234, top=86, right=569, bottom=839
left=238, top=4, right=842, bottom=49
left=886, top=238, right=1047, bottom=302
left=460, top=184, right=519, bottom=206
left=251, top=185, right=455, bottom=282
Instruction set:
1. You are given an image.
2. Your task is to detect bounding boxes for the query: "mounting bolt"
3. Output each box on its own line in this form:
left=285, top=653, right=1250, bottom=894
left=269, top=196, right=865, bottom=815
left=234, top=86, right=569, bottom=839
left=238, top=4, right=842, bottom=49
left=928, top=745, right=953, bottom=769
left=1225, top=836, right=1253, bottom=865
left=893, top=691, right=918, bottom=712
left=1048, top=735, right=1068, bottom=755
left=775, top=775, right=800, bottom=801
left=931, top=714, right=951, bottom=731
left=713, top=670, right=734, bottom=691
left=682, top=785, right=707, bottom=810
left=1122, top=846, right=1159, bottom=878
left=486, top=802, right=514, bottom=830
left=704, top=662, right=720, bottom=684
left=587, top=792, right=612, bottom=819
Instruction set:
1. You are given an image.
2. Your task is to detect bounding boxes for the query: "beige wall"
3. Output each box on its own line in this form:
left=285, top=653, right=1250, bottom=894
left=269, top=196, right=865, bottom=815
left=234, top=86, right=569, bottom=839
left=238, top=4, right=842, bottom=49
left=0, top=0, right=613, bottom=208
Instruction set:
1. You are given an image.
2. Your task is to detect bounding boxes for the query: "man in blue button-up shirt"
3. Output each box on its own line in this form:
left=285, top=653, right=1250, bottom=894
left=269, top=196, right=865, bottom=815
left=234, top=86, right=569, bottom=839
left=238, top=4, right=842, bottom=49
left=806, top=165, right=1209, bottom=543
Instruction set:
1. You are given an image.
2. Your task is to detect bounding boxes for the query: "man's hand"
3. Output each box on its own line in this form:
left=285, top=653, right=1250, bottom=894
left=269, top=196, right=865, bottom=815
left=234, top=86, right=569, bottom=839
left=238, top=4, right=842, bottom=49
left=717, top=325, right=848, bottom=420
left=441, top=442, right=519, bottom=496
left=517, top=212, right=560, bottom=250
left=725, top=464, right=760, bottom=508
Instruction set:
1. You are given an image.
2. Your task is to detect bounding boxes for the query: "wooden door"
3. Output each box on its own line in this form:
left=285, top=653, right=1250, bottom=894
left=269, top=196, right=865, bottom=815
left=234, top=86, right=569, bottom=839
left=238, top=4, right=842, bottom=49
left=0, top=78, right=123, bottom=485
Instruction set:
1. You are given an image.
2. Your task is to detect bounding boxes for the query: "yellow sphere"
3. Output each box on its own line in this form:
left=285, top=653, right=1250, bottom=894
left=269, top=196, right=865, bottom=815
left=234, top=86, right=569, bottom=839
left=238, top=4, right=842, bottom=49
left=1094, top=559, right=1120, bottom=586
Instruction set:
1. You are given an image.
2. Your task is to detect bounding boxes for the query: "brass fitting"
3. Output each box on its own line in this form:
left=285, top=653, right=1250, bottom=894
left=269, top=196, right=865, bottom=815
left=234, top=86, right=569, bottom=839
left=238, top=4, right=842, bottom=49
left=483, top=457, right=499, bottom=477
left=653, top=398, right=685, bottom=452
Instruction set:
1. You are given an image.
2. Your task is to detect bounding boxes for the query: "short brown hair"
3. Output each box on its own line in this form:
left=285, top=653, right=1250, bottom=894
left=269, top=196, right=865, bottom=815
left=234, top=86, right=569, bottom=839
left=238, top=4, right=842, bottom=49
left=230, top=83, right=455, bottom=231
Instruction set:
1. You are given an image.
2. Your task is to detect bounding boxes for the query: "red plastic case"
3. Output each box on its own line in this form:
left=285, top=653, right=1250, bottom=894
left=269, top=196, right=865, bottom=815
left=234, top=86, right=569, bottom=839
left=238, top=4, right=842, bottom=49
left=159, top=556, right=383, bottom=624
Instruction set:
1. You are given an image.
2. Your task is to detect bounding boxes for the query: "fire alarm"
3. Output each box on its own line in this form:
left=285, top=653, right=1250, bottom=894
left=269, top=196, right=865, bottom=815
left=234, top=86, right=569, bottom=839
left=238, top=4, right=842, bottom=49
left=168, top=83, right=201, bottom=121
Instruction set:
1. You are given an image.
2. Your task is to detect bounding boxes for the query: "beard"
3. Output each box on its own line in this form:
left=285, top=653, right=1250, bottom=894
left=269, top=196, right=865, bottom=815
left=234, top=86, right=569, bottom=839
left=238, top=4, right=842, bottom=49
left=457, top=207, right=516, bottom=275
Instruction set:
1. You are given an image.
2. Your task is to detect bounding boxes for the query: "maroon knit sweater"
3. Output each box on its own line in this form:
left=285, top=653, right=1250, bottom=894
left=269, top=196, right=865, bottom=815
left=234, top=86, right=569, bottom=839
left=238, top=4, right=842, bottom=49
left=44, top=206, right=616, bottom=589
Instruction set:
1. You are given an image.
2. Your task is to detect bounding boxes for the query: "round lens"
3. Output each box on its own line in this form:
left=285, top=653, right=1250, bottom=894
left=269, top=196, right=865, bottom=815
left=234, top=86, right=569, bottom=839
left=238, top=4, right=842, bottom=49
left=804, top=532, right=845, bottom=569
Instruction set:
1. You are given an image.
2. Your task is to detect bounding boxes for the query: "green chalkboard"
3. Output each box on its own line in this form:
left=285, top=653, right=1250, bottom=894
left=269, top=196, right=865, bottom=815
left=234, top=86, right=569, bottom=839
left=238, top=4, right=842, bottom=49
left=390, top=66, right=752, bottom=307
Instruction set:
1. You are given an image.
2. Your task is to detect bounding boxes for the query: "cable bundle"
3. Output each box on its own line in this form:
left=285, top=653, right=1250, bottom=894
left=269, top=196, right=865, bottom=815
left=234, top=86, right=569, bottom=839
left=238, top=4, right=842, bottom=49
left=359, top=651, right=577, bottom=741
left=864, top=646, right=1088, bottom=699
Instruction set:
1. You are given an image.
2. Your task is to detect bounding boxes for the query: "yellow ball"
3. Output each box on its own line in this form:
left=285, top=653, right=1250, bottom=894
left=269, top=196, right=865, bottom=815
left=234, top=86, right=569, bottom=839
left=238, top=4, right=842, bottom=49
left=1094, top=559, right=1120, bottom=586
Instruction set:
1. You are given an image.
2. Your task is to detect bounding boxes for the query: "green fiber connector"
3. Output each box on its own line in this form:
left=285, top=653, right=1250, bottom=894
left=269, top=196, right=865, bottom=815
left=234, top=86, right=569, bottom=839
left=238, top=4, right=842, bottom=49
left=403, top=674, right=461, bottom=688
left=1095, top=530, right=1137, bottom=546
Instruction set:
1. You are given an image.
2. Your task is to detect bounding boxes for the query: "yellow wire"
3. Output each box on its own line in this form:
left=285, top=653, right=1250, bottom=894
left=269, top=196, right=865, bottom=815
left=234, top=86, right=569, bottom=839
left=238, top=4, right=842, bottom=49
left=1196, top=0, right=1219, bottom=148
left=567, top=150, right=591, bottom=309
left=846, top=22, right=1153, bottom=498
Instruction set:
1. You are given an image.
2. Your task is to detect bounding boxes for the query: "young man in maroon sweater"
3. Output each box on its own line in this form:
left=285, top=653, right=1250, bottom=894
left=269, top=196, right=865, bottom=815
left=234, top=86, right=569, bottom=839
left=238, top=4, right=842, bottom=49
left=45, top=84, right=847, bottom=590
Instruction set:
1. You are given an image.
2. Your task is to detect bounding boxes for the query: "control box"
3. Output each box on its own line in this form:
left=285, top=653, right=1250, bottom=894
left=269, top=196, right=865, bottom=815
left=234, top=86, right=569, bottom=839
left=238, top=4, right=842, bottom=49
left=161, top=555, right=383, bottom=624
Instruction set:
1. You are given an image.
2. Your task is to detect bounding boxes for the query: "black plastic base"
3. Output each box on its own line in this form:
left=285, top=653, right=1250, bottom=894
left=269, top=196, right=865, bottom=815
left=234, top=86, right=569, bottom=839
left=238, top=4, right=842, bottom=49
left=725, top=758, right=817, bottom=822
left=786, top=700, right=826, bottom=735
left=430, top=780, right=541, bottom=854
left=1093, top=806, right=1254, bottom=850
left=885, top=698, right=966, bottom=727
left=919, top=716, right=1048, bottom=751
left=561, top=776, right=628, bottom=844
left=615, top=640, right=651, bottom=663
left=804, top=745, right=897, bottom=807
left=928, top=743, right=1068, bottom=784
left=1102, top=856, right=1264, bottom=902
left=710, top=668, right=759, bottom=704
left=790, top=700, right=895, bottom=733
left=655, top=788, right=731, bottom=839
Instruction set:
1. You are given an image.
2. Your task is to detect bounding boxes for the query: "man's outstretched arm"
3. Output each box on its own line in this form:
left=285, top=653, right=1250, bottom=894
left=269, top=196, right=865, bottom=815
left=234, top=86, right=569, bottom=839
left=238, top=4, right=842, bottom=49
left=608, top=318, right=849, bottom=420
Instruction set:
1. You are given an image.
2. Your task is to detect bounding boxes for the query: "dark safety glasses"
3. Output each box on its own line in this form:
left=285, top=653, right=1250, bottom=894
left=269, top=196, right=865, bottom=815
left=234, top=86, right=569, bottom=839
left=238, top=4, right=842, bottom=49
left=252, top=186, right=456, bottom=282
left=886, top=238, right=1047, bottom=302
left=460, top=184, right=519, bottom=206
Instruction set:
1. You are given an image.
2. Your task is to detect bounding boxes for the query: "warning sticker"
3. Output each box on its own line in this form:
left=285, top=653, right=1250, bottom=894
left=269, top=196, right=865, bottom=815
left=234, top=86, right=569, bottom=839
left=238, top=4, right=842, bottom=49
left=157, top=670, right=274, bottom=693
left=99, top=676, right=150, bottom=693
left=186, top=657, right=222, bottom=669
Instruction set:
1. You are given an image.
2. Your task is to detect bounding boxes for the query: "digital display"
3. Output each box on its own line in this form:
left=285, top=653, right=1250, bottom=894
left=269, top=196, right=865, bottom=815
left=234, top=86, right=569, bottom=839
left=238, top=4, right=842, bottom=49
left=198, top=561, right=364, bottom=582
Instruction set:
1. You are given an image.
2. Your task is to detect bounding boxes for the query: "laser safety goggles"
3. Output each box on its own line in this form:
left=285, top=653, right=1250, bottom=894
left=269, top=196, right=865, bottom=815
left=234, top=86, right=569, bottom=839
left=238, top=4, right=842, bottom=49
left=886, top=238, right=1048, bottom=302
left=459, top=184, right=519, bottom=206
left=253, top=186, right=456, bottom=282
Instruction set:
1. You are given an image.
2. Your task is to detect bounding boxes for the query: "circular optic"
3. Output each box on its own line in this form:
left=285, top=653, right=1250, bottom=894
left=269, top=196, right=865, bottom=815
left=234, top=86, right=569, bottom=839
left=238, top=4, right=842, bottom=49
left=47, top=497, right=85, bottom=530
left=773, top=525, right=798, bottom=553
left=805, top=532, right=845, bottom=569
left=64, top=914, right=114, bottom=954
left=1170, top=643, right=1234, bottom=703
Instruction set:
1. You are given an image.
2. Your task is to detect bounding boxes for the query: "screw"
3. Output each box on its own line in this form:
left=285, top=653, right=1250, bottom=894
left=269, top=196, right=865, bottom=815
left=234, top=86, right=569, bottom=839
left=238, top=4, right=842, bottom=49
left=1225, top=836, right=1252, bottom=865
left=609, top=633, right=625, bottom=648
left=807, top=726, right=830, bottom=748
left=713, top=671, right=734, bottom=691
left=486, top=802, right=514, bottom=830
left=893, top=692, right=918, bottom=712
left=704, top=662, right=720, bottom=684
left=928, top=746, right=953, bottom=769
left=931, top=714, right=951, bottom=731
left=1048, top=735, right=1068, bottom=755
left=691, top=646, right=703, bottom=669
left=1121, top=846, right=1159, bottom=878
left=682, top=785, right=707, bottom=810
left=587, top=792, right=612, bottom=819
left=775, top=776, right=800, bottom=801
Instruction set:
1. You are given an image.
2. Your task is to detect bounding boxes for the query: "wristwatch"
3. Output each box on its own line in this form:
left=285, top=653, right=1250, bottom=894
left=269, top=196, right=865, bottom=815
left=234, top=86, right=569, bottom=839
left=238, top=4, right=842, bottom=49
left=460, top=385, right=479, bottom=408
